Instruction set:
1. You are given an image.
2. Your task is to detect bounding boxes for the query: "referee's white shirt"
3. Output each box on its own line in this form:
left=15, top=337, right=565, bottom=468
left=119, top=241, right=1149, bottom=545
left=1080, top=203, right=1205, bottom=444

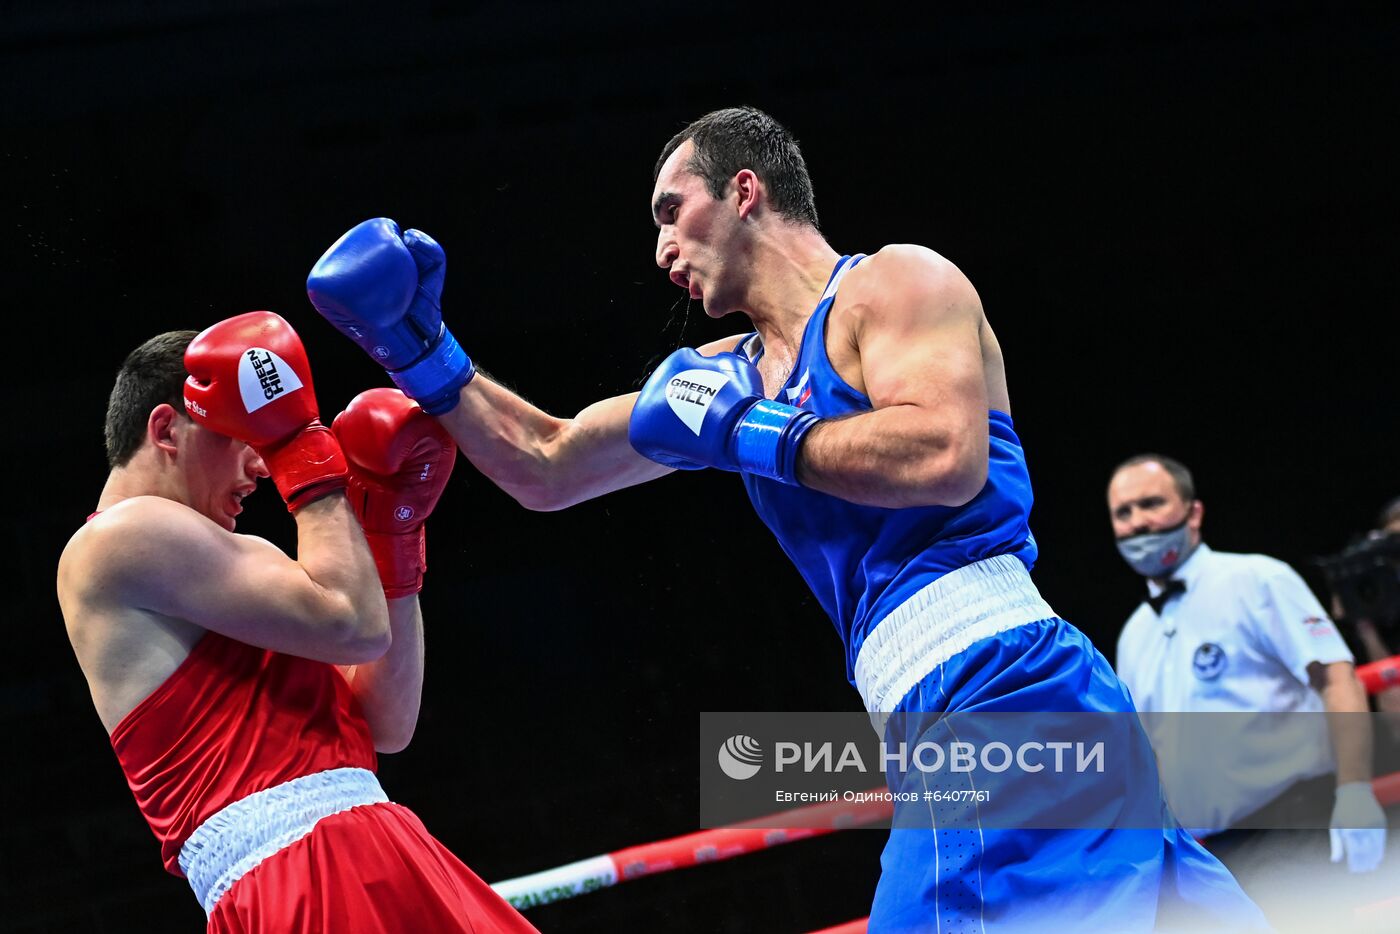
left=1115, top=543, right=1354, bottom=832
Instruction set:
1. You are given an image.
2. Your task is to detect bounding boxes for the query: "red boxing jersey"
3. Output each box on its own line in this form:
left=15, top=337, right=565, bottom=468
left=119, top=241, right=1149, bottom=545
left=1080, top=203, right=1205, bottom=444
left=110, top=631, right=377, bottom=875
left=107, top=631, right=536, bottom=932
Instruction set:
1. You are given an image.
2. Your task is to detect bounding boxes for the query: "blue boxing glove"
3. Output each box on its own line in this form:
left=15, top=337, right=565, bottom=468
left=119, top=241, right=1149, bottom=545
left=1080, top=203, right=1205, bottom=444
left=628, top=348, right=820, bottom=485
left=306, top=218, right=474, bottom=415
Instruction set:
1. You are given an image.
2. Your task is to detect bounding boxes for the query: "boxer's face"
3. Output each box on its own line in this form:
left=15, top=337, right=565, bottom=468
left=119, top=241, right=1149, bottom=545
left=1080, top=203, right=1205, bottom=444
left=1107, top=461, right=1201, bottom=543
left=176, top=416, right=267, bottom=532
left=652, top=140, right=747, bottom=318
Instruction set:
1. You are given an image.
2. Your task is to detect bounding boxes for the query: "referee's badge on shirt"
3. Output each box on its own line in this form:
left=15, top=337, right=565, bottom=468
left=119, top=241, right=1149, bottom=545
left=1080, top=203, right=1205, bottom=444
left=1302, top=616, right=1337, bottom=638
left=1192, top=642, right=1227, bottom=681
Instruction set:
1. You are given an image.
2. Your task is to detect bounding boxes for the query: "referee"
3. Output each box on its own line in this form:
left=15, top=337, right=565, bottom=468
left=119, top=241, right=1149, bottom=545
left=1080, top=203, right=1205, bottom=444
left=1106, top=454, right=1390, bottom=919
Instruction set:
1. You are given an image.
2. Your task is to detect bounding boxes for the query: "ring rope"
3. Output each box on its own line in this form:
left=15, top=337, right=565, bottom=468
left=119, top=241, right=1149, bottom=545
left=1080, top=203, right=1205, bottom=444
left=1358, top=655, right=1400, bottom=695
left=493, top=772, right=1400, bottom=914
left=490, top=792, right=894, bottom=911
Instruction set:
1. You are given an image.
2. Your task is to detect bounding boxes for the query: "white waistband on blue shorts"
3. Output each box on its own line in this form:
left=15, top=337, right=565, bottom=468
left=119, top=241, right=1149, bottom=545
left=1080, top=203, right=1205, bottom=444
left=853, top=554, right=1056, bottom=715
left=178, top=766, right=389, bottom=916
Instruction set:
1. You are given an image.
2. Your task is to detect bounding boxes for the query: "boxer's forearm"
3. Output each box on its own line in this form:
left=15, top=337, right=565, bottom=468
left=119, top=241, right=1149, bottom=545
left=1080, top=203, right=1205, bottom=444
left=341, top=597, right=425, bottom=754
left=293, top=495, right=390, bottom=621
left=795, top=404, right=988, bottom=509
left=439, top=378, right=669, bottom=510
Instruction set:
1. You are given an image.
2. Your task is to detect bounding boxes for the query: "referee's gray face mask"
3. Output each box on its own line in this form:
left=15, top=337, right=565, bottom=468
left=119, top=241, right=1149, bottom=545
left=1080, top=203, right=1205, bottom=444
left=1116, top=518, right=1195, bottom=578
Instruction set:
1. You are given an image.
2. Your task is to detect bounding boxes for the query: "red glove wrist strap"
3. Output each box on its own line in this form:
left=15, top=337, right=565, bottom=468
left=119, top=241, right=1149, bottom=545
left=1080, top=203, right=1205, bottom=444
left=364, top=528, right=426, bottom=599
left=258, top=422, right=350, bottom=512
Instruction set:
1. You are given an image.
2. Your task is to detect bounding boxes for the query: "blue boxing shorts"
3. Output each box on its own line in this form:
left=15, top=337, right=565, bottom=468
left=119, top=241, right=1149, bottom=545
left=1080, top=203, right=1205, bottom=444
left=854, top=559, right=1266, bottom=933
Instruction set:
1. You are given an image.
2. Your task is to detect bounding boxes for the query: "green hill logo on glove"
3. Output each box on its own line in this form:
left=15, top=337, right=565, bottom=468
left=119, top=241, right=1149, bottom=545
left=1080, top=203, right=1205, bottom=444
left=665, top=369, right=731, bottom=435
left=238, top=347, right=304, bottom=414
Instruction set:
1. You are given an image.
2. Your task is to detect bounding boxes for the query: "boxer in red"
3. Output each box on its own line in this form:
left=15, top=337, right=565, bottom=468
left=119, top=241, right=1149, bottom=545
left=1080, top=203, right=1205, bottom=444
left=57, top=313, right=534, bottom=932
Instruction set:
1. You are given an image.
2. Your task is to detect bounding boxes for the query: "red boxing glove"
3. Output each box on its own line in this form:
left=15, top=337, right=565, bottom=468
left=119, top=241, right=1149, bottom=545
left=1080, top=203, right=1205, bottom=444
left=332, top=388, right=456, bottom=598
left=184, top=311, right=349, bottom=510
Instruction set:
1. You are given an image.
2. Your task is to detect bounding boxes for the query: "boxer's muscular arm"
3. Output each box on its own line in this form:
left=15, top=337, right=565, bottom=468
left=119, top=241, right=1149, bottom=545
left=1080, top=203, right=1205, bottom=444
left=307, top=219, right=728, bottom=510
left=90, top=494, right=390, bottom=664
left=437, top=383, right=662, bottom=511
left=435, top=335, right=743, bottom=511
left=329, top=390, right=453, bottom=753
left=796, top=246, right=991, bottom=509
left=339, top=596, right=423, bottom=753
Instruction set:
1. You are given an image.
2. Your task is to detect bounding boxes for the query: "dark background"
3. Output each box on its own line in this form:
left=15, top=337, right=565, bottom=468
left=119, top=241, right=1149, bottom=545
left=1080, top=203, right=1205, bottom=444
left=4, top=2, right=1397, bottom=931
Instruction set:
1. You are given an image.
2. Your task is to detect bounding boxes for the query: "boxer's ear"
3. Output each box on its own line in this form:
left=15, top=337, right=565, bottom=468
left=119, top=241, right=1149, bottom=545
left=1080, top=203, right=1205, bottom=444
left=149, top=403, right=181, bottom=455
left=734, top=169, right=761, bottom=220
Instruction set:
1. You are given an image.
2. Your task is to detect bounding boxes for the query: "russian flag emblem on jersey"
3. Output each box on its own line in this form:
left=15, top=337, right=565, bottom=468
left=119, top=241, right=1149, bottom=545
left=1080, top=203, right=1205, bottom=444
left=786, top=368, right=813, bottom=408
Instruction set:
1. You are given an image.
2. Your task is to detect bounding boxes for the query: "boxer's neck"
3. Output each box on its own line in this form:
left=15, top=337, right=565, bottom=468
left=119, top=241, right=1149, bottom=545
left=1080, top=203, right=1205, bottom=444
left=740, top=226, right=839, bottom=363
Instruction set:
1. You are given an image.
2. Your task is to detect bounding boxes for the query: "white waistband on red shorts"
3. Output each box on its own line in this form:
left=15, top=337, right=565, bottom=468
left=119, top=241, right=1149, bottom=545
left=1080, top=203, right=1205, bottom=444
left=178, top=766, right=389, bottom=916
left=853, top=554, right=1056, bottom=716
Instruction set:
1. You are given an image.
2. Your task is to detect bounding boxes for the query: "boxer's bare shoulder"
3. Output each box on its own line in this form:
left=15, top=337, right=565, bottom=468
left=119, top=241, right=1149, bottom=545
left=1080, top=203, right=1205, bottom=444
left=58, top=499, right=209, bottom=733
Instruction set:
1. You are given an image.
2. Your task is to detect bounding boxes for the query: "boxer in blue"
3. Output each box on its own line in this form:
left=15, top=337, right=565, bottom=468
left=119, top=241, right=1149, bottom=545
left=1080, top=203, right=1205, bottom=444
left=305, top=107, right=1267, bottom=931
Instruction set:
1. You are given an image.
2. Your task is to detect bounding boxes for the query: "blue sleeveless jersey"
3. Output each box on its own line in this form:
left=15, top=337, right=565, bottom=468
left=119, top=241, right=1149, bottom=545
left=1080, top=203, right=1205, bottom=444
left=738, top=254, right=1038, bottom=683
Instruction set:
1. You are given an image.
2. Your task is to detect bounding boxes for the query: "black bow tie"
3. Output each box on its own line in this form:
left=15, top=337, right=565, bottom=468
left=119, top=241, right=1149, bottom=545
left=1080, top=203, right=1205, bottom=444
left=1147, top=579, right=1186, bottom=615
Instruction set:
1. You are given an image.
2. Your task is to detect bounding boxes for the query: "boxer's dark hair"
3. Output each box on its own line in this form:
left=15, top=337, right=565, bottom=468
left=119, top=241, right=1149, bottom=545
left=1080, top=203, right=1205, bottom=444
left=105, top=330, right=199, bottom=468
left=1112, top=453, right=1197, bottom=503
left=655, top=106, right=820, bottom=229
